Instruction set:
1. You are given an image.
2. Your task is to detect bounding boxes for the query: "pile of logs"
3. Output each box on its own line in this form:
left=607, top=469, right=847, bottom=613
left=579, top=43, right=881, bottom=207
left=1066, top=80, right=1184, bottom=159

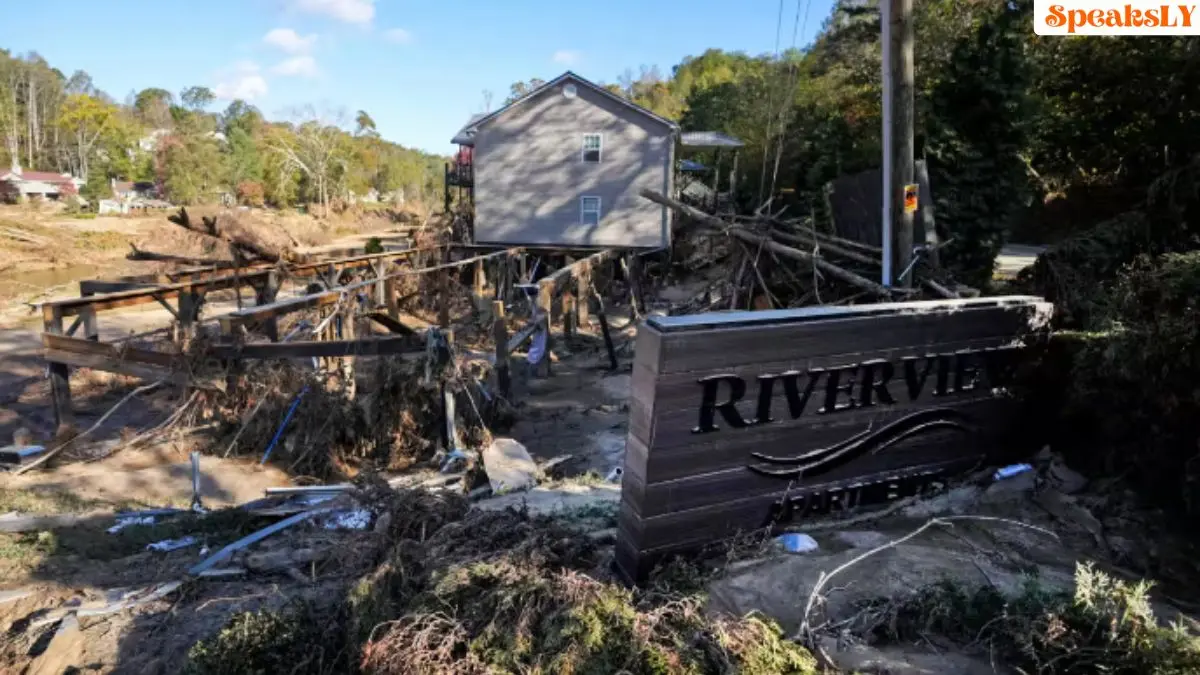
left=641, top=189, right=973, bottom=309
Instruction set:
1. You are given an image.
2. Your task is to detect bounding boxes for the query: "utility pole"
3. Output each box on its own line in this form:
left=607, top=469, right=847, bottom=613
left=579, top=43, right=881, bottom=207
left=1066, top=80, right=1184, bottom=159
left=881, top=0, right=915, bottom=287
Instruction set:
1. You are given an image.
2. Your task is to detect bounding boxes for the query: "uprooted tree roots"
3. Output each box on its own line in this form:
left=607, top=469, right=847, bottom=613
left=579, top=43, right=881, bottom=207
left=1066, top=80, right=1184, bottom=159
left=185, top=487, right=817, bottom=675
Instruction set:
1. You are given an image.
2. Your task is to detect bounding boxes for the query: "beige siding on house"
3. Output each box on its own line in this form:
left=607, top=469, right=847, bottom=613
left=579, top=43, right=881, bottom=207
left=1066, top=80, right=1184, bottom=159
left=473, top=82, right=673, bottom=248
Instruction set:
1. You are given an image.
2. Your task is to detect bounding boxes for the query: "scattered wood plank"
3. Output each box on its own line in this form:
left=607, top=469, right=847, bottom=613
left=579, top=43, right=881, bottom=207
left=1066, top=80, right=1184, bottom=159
left=364, top=311, right=416, bottom=335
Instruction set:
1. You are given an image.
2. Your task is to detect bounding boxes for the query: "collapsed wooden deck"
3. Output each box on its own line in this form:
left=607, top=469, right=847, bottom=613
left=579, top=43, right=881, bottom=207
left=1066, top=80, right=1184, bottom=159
left=39, top=242, right=644, bottom=429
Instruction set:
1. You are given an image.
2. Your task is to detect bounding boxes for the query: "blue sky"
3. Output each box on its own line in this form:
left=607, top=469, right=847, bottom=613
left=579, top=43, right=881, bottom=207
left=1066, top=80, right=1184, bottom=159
left=1, top=0, right=835, bottom=154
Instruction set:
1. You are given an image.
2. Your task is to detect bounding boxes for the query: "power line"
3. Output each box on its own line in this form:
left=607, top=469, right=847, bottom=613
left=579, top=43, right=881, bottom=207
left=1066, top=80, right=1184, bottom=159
left=767, top=0, right=814, bottom=202
left=757, top=0, right=788, bottom=206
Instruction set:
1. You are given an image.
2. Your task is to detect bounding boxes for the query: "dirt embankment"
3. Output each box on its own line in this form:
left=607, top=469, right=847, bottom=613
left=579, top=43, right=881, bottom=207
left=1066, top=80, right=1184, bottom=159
left=0, top=202, right=422, bottom=312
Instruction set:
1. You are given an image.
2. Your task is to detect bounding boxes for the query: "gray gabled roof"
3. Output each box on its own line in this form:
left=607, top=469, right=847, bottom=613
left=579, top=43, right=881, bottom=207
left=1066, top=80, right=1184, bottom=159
left=450, top=71, right=679, bottom=145
left=451, top=113, right=486, bottom=147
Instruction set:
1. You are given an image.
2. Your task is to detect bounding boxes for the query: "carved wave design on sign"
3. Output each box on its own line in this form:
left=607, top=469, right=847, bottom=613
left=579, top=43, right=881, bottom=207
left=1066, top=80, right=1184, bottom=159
left=747, top=408, right=975, bottom=479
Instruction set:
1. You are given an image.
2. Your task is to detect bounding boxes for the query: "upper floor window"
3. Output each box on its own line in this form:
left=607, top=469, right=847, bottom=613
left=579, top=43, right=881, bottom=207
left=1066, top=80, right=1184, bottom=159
left=582, top=134, right=602, bottom=163
left=581, top=196, right=601, bottom=226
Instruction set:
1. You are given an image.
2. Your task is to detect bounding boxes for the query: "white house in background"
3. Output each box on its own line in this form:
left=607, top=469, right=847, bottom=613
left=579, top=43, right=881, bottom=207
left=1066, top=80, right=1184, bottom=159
left=450, top=71, right=678, bottom=248
left=0, top=162, right=85, bottom=202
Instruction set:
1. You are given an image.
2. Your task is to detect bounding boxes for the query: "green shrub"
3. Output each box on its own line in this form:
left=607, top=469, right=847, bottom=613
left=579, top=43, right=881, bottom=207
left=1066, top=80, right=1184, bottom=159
left=1061, top=251, right=1200, bottom=513
left=870, top=563, right=1200, bottom=674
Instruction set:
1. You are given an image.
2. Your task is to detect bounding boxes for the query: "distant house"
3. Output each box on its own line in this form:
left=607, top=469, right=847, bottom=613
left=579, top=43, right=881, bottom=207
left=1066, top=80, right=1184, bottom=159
left=112, top=179, right=159, bottom=200
left=0, top=163, right=85, bottom=202
left=450, top=72, right=679, bottom=249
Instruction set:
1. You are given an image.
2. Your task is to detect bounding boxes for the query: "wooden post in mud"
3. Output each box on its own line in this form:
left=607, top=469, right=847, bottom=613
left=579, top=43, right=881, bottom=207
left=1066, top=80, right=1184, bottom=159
left=536, top=282, right=553, bottom=377
left=373, top=259, right=387, bottom=309
left=472, top=258, right=485, bottom=312
left=626, top=253, right=644, bottom=320
left=255, top=270, right=280, bottom=342
left=384, top=277, right=399, bottom=319
left=576, top=260, right=591, bottom=329
left=492, top=300, right=510, bottom=398
left=562, top=291, right=576, bottom=339
left=42, top=304, right=74, bottom=429
left=597, top=309, right=618, bottom=371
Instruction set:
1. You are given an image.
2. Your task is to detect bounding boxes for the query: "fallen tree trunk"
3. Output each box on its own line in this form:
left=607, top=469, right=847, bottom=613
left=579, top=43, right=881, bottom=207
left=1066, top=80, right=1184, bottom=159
left=641, top=189, right=895, bottom=298
left=768, top=228, right=880, bottom=267
left=168, top=207, right=285, bottom=263
left=127, top=244, right=234, bottom=267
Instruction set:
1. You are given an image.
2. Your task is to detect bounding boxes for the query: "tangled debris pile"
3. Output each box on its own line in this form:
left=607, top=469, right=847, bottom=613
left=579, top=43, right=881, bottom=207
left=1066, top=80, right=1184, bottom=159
left=193, top=344, right=496, bottom=480
left=642, top=189, right=971, bottom=314
left=185, top=484, right=816, bottom=675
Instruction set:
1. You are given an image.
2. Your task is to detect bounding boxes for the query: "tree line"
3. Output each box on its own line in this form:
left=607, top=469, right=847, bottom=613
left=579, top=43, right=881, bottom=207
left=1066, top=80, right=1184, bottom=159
left=0, top=49, right=445, bottom=211
left=505, top=0, right=1200, bottom=283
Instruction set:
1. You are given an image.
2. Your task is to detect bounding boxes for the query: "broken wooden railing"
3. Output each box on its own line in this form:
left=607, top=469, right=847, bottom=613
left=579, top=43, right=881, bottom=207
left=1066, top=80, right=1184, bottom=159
left=40, top=246, right=435, bottom=428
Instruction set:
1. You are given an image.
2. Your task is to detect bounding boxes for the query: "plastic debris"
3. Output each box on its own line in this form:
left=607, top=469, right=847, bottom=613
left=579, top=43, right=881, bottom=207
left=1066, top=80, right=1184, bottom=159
left=146, top=536, right=199, bottom=552
left=107, top=516, right=156, bottom=534
left=776, top=533, right=819, bottom=554
left=323, top=509, right=372, bottom=530
left=260, top=386, right=309, bottom=465
left=527, top=328, right=547, bottom=364
left=606, top=466, right=623, bottom=483
left=441, top=448, right=470, bottom=473
left=482, top=438, right=538, bottom=494
left=993, top=463, right=1033, bottom=481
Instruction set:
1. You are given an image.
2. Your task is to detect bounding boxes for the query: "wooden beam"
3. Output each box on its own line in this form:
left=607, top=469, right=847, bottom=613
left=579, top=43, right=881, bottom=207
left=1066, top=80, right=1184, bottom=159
left=210, top=336, right=424, bottom=360
left=538, top=249, right=617, bottom=298
left=365, top=311, right=416, bottom=335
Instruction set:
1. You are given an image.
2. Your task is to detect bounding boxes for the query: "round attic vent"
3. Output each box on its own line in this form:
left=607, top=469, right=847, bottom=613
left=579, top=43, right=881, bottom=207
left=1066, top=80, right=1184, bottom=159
left=563, top=84, right=578, bottom=98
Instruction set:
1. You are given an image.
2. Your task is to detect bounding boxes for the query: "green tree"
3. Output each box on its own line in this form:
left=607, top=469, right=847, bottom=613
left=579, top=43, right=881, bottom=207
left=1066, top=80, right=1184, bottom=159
left=57, top=93, right=118, bottom=180
left=355, top=110, right=377, bottom=136
left=135, top=87, right=174, bottom=127
left=180, top=86, right=215, bottom=111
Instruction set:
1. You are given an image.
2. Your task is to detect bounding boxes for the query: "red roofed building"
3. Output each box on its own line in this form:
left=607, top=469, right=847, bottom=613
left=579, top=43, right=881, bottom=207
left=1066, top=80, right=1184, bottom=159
left=0, top=161, right=85, bottom=202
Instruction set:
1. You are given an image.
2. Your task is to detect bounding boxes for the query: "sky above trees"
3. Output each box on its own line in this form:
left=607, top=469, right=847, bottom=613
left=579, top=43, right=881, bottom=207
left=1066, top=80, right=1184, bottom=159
left=0, top=0, right=835, bottom=153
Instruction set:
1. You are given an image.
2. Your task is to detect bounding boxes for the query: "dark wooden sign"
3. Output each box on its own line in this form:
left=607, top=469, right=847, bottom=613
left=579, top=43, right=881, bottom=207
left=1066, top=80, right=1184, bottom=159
left=616, top=296, right=1053, bottom=581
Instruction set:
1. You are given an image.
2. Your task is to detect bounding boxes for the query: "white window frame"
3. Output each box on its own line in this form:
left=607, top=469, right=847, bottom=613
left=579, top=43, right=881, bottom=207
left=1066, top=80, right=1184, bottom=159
left=581, top=133, right=603, bottom=163
left=580, top=196, right=602, bottom=226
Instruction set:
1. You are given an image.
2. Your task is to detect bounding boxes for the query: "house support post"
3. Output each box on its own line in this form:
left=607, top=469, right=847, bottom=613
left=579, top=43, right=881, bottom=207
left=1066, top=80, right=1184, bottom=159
left=43, top=305, right=74, bottom=430
left=492, top=300, right=510, bottom=399
left=536, top=282, right=553, bottom=377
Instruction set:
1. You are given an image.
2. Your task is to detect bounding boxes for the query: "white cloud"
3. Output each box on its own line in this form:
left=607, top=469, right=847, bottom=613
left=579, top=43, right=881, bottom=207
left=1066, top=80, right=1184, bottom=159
left=383, top=28, right=412, bottom=44
left=289, top=0, right=375, bottom=24
left=552, top=50, right=581, bottom=66
left=263, top=28, right=317, bottom=54
left=271, top=55, right=320, bottom=78
left=214, top=61, right=269, bottom=101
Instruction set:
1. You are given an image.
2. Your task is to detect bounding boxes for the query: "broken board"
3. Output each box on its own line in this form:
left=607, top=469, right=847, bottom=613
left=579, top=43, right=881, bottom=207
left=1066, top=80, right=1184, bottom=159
left=616, top=296, right=1053, bottom=582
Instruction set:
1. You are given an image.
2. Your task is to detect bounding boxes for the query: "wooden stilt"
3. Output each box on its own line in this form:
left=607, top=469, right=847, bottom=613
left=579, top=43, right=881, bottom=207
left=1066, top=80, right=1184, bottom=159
left=576, top=260, right=591, bottom=329
left=536, top=282, right=553, bottom=377
left=562, top=291, right=576, bottom=338
left=472, top=258, right=485, bottom=312
left=492, top=300, right=510, bottom=398
left=43, top=305, right=74, bottom=429
left=597, top=310, right=618, bottom=371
